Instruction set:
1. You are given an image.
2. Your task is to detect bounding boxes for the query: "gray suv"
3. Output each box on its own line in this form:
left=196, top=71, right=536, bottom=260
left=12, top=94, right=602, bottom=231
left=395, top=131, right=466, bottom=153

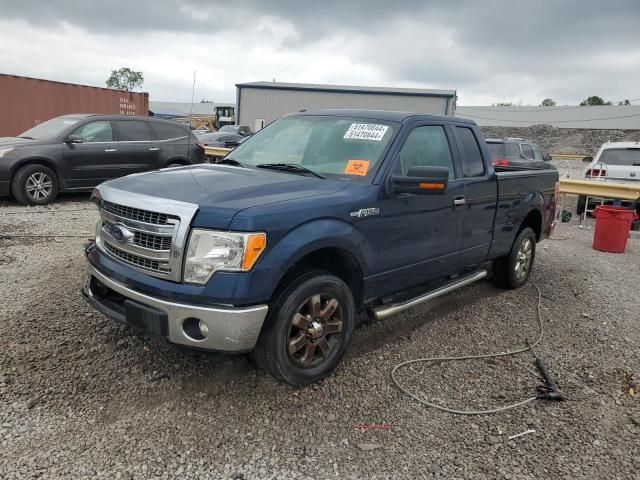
left=485, top=138, right=553, bottom=168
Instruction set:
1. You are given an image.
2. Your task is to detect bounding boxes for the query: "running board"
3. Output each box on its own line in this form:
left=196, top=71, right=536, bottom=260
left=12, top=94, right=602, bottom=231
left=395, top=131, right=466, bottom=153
left=372, top=270, right=488, bottom=320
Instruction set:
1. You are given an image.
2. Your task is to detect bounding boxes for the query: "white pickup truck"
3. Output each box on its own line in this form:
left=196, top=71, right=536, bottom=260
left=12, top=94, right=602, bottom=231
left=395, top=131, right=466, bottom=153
left=577, top=141, right=640, bottom=217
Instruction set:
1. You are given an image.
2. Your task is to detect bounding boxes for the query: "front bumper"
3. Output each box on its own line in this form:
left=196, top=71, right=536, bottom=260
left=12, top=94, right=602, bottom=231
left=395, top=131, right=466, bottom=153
left=82, top=262, right=268, bottom=352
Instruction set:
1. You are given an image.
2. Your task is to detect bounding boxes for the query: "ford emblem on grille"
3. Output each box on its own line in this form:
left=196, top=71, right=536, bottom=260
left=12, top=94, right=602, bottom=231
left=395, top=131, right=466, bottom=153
left=106, top=223, right=135, bottom=243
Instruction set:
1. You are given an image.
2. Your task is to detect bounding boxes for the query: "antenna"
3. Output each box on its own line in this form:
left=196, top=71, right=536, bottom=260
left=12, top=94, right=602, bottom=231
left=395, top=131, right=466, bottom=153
left=187, top=70, right=196, bottom=158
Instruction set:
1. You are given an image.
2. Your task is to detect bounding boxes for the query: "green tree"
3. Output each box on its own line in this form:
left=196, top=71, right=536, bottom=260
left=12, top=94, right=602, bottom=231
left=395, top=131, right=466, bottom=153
left=540, top=98, right=556, bottom=106
left=579, top=96, right=611, bottom=106
left=619, top=99, right=631, bottom=106
left=106, top=67, right=144, bottom=91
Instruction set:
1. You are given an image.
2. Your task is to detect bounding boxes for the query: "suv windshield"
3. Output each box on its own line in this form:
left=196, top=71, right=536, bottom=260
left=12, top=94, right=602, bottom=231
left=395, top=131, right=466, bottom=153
left=19, top=116, right=82, bottom=140
left=599, top=148, right=640, bottom=166
left=486, top=142, right=521, bottom=159
left=229, top=116, right=397, bottom=180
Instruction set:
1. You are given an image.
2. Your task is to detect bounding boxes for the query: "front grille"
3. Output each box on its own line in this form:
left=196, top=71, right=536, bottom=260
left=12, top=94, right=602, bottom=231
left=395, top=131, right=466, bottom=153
left=104, top=242, right=166, bottom=273
left=134, top=231, right=172, bottom=251
left=102, top=200, right=177, bottom=225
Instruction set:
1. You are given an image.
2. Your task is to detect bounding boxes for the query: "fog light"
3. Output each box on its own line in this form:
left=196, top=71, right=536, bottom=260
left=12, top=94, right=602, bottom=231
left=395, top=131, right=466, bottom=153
left=183, top=317, right=208, bottom=341
left=198, top=320, right=209, bottom=337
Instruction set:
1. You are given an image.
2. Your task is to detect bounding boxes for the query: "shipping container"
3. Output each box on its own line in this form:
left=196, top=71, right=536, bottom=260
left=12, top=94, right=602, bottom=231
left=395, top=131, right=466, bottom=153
left=0, top=73, right=149, bottom=136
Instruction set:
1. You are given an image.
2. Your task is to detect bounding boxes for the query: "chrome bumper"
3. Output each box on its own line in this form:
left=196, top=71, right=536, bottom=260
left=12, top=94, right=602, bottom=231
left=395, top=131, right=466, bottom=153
left=82, top=263, right=268, bottom=352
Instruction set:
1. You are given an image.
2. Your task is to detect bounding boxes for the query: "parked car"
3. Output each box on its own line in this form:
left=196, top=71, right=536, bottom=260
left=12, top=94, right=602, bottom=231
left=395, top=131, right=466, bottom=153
left=218, top=124, right=253, bottom=136
left=82, top=110, right=558, bottom=385
left=485, top=138, right=553, bottom=168
left=0, top=114, right=205, bottom=205
left=577, top=141, right=640, bottom=215
left=197, top=132, right=246, bottom=148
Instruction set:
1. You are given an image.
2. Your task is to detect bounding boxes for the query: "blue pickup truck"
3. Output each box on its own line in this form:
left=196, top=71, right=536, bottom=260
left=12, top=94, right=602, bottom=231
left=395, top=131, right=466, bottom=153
left=83, top=110, right=558, bottom=385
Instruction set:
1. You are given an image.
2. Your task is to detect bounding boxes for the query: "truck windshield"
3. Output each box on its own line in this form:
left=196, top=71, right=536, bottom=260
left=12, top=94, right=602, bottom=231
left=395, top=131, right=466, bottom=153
left=18, top=116, right=81, bottom=140
left=599, top=148, right=640, bottom=166
left=229, top=116, right=397, bottom=180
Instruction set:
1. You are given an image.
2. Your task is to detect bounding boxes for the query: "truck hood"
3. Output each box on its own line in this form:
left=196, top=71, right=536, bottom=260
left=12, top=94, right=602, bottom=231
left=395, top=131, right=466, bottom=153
left=102, top=164, right=349, bottom=229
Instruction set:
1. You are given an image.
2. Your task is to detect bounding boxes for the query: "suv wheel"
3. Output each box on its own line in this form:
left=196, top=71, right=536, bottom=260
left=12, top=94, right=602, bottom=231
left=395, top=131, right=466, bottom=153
left=492, top=227, right=536, bottom=289
left=12, top=164, right=59, bottom=205
left=253, top=270, right=355, bottom=385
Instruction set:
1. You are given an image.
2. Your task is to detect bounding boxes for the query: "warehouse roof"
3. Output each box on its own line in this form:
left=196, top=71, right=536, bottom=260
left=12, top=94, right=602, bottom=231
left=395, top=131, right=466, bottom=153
left=236, top=81, right=456, bottom=98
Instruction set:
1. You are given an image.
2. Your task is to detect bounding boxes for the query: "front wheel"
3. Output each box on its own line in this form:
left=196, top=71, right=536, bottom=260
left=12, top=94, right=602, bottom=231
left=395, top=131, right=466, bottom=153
left=11, top=164, right=59, bottom=205
left=253, top=270, right=355, bottom=385
left=492, top=227, right=537, bottom=289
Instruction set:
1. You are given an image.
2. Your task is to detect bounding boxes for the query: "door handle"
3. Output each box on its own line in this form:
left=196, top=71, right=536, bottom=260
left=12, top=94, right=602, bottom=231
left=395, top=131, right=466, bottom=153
left=148, top=147, right=160, bottom=151
left=454, top=196, right=466, bottom=206
left=104, top=148, right=117, bottom=152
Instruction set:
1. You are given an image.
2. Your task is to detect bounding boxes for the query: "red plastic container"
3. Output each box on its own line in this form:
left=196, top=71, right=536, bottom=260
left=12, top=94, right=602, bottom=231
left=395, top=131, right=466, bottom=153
left=592, top=206, right=638, bottom=253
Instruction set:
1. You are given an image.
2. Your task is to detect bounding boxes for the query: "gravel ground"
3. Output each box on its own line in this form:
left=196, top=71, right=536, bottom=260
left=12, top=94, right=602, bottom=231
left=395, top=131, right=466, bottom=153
left=1, top=195, right=639, bottom=479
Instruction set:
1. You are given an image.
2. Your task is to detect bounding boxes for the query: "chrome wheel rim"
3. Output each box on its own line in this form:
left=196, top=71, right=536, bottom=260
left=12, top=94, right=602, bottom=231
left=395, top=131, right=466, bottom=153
left=25, top=172, right=53, bottom=201
left=514, top=238, right=533, bottom=281
left=288, top=294, right=344, bottom=369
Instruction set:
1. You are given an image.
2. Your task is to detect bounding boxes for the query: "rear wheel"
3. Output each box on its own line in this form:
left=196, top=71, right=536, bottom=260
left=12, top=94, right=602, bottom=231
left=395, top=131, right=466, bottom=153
left=253, top=270, right=355, bottom=385
left=492, top=227, right=536, bottom=289
left=11, top=164, right=59, bottom=205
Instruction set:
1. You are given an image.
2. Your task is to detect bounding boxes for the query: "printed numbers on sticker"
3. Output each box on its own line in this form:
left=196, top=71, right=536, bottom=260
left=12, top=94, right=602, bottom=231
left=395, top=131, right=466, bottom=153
left=343, top=123, right=389, bottom=141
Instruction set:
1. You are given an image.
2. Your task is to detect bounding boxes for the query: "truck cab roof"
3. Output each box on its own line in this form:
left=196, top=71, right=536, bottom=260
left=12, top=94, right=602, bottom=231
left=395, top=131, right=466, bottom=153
left=293, top=109, right=475, bottom=125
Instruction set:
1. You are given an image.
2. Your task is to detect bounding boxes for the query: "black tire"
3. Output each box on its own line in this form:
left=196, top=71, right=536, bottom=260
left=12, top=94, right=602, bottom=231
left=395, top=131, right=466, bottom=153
left=576, top=195, right=586, bottom=215
left=253, top=270, right=355, bottom=385
left=11, top=164, right=59, bottom=205
left=492, top=227, right=537, bottom=290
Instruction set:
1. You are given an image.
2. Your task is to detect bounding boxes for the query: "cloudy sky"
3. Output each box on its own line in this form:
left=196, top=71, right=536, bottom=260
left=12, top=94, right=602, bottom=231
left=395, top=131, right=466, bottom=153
left=0, top=0, right=638, bottom=106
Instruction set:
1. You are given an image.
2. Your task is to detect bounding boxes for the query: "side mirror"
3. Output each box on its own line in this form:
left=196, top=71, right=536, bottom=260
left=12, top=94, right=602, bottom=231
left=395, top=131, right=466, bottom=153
left=543, top=154, right=552, bottom=162
left=582, top=156, right=593, bottom=163
left=390, top=166, right=449, bottom=195
left=65, top=134, right=83, bottom=144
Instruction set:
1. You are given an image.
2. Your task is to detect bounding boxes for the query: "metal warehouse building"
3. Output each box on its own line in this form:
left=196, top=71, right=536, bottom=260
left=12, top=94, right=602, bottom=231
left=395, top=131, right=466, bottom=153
left=236, top=81, right=456, bottom=131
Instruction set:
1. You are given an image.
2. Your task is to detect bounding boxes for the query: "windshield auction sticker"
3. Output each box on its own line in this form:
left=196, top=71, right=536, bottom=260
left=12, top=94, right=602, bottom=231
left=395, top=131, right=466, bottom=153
left=344, top=159, right=370, bottom=176
left=343, top=123, right=389, bottom=141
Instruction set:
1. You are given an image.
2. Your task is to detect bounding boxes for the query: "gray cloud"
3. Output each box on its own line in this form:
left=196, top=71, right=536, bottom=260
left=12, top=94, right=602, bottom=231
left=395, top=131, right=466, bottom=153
left=0, top=0, right=638, bottom=105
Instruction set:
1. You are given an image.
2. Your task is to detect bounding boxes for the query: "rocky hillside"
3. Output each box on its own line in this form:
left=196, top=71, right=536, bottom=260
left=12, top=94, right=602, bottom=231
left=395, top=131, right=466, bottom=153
left=480, top=125, right=640, bottom=155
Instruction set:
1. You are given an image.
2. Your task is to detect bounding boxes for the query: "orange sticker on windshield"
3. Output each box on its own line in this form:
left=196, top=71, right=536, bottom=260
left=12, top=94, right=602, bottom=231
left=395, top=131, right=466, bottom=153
left=344, top=159, right=370, bottom=176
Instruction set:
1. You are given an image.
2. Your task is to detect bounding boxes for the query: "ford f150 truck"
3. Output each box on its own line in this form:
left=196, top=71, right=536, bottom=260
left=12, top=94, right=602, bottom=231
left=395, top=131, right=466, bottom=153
left=82, top=110, right=559, bottom=385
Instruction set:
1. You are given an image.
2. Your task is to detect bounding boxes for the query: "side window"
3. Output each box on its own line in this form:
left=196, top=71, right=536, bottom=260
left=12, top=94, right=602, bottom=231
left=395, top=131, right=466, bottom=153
left=396, top=126, right=455, bottom=178
left=71, top=121, right=113, bottom=142
left=531, top=145, right=543, bottom=160
left=454, top=127, right=485, bottom=177
left=116, top=120, right=152, bottom=141
left=521, top=144, right=535, bottom=159
left=150, top=122, right=188, bottom=140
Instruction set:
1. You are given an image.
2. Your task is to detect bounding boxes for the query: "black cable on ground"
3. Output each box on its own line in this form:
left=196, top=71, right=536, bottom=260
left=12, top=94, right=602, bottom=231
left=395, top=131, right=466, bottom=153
left=391, top=281, right=545, bottom=415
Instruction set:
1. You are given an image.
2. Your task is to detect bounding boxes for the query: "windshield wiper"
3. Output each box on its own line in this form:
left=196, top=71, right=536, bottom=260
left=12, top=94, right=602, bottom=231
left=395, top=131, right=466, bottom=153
left=256, top=163, right=326, bottom=179
left=17, top=135, right=34, bottom=140
left=217, top=157, right=245, bottom=167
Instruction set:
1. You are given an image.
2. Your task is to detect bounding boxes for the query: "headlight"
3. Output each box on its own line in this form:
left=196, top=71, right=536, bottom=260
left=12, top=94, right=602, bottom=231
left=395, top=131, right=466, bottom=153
left=183, top=229, right=266, bottom=284
left=0, top=147, right=14, bottom=158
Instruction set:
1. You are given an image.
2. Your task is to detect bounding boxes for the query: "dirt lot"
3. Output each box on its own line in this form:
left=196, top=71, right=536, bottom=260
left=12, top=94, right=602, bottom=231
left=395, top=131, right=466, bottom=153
left=1, top=195, right=639, bottom=479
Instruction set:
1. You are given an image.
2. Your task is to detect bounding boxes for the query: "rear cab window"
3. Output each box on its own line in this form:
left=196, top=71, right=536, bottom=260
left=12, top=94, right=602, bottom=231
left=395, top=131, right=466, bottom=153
left=454, top=127, right=485, bottom=177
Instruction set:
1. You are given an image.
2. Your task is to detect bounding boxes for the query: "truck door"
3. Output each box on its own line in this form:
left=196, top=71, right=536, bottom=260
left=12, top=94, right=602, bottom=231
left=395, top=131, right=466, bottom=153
left=451, top=126, right=498, bottom=267
left=373, top=124, right=465, bottom=295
